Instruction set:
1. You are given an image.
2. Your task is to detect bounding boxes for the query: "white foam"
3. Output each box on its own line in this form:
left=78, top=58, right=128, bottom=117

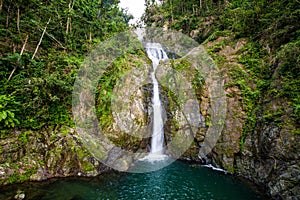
left=139, top=153, right=169, bottom=162
left=202, top=164, right=228, bottom=174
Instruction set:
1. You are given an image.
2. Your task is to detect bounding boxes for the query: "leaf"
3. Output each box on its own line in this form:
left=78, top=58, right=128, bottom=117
left=14, top=118, right=20, bottom=125
left=7, top=110, right=14, bottom=118
left=0, top=113, right=4, bottom=121
left=2, top=111, right=7, bottom=120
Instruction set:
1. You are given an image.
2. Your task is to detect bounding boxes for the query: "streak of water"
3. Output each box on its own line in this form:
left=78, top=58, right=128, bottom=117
left=144, top=43, right=168, bottom=159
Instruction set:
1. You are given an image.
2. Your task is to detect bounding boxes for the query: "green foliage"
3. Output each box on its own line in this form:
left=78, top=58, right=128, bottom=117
left=143, top=0, right=224, bottom=38
left=0, top=94, right=20, bottom=128
left=208, top=40, right=268, bottom=146
left=0, top=52, right=80, bottom=129
left=276, top=41, right=300, bottom=85
left=0, top=0, right=131, bottom=131
left=275, top=40, right=300, bottom=122
left=207, top=30, right=231, bottom=42
left=222, top=1, right=261, bottom=37
left=291, top=129, right=300, bottom=135
left=171, top=58, right=191, bottom=71
left=237, top=42, right=269, bottom=79
left=226, top=69, right=261, bottom=146
left=221, top=0, right=300, bottom=46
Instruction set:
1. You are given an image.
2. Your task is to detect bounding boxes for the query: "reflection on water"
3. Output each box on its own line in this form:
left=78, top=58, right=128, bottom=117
left=0, top=161, right=268, bottom=200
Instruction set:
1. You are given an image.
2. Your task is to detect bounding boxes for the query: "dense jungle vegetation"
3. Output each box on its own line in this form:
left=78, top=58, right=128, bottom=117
left=0, top=0, right=132, bottom=135
left=0, top=0, right=299, bottom=139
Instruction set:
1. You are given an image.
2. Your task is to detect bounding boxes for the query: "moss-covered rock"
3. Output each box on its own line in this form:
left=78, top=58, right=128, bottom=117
left=0, top=126, right=108, bottom=185
left=203, top=34, right=300, bottom=199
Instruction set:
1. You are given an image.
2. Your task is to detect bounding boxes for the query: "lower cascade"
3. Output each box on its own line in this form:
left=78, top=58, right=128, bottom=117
left=142, top=43, right=168, bottom=161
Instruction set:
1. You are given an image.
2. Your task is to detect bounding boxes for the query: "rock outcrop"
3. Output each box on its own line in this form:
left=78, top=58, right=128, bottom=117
left=0, top=126, right=106, bottom=185
left=197, top=36, right=300, bottom=200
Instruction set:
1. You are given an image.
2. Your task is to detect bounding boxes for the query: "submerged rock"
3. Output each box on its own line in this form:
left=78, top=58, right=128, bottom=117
left=14, top=190, right=25, bottom=200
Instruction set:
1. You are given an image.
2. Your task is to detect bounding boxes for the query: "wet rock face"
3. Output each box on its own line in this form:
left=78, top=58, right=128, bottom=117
left=235, top=122, right=300, bottom=200
left=110, top=62, right=153, bottom=151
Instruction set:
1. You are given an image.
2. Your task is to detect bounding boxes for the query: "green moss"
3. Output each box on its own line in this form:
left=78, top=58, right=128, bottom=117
left=81, top=162, right=95, bottom=172
left=7, top=173, right=20, bottom=184
left=76, top=148, right=86, bottom=159
left=192, top=70, right=205, bottom=96
left=50, top=131, right=58, bottom=140
left=262, top=109, right=283, bottom=123
left=171, top=58, right=191, bottom=71
left=39, top=160, right=45, bottom=166
left=55, top=146, right=63, bottom=154
left=291, top=129, right=300, bottom=135
left=7, top=168, right=37, bottom=184
left=18, top=131, right=30, bottom=143
left=227, top=166, right=235, bottom=173
left=60, top=127, right=70, bottom=136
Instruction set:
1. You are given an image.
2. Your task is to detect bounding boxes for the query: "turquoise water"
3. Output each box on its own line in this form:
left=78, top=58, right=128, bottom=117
left=0, top=161, right=267, bottom=200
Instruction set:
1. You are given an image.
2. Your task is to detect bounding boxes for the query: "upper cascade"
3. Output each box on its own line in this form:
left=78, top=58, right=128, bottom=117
left=145, top=43, right=168, bottom=68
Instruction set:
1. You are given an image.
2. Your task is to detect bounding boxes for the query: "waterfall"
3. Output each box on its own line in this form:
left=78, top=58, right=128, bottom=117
left=144, top=43, right=168, bottom=160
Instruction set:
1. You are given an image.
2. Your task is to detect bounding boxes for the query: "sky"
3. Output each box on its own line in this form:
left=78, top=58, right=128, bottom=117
left=119, top=0, right=146, bottom=24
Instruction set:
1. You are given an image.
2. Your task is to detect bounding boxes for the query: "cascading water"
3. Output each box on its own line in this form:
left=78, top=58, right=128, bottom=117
left=144, top=43, right=168, bottom=160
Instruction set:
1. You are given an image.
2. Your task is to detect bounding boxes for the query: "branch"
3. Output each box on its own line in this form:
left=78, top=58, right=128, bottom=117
left=32, top=18, right=51, bottom=60
left=66, top=0, right=76, bottom=34
left=8, top=35, right=28, bottom=81
left=17, top=7, right=20, bottom=34
left=6, top=6, right=10, bottom=28
left=0, top=0, right=3, bottom=12
left=66, top=2, right=70, bottom=34
left=36, top=25, right=66, bottom=49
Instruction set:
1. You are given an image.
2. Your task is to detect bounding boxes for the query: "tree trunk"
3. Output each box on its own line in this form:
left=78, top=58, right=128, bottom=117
left=0, top=0, right=3, bottom=12
left=17, top=7, right=21, bottom=35
left=66, top=2, right=71, bottom=34
left=6, top=6, right=10, bottom=28
left=8, top=35, right=28, bottom=81
left=32, top=18, right=51, bottom=60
